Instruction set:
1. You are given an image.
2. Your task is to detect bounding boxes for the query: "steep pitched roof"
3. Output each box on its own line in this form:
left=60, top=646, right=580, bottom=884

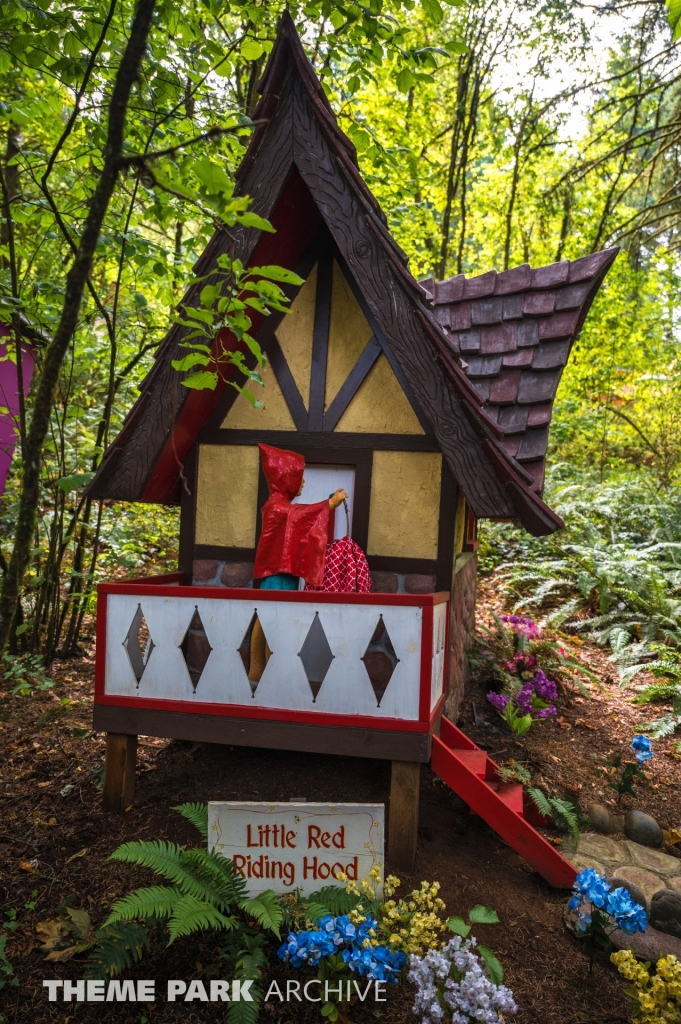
left=421, top=248, right=618, bottom=493
left=87, top=12, right=567, bottom=536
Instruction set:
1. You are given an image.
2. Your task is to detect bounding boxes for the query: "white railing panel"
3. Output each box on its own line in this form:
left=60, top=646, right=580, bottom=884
left=430, top=602, right=447, bottom=710
left=104, top=592, right=428, bottom=721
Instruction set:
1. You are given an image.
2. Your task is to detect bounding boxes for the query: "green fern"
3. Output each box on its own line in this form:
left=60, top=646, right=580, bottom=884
left=83, top=922, right=150, bottom=980
left=167, top=895, right=237, bottom=944
left=527, top=787, right=579, bottom=840
left=173, top=801, right=208, bottom=838
left=225, top=935, right=268, bottom=1024
left=105, top=885, right=185, bottom=926
left=303, top=886, right=362, bottom=917
left=240, top=891, right=283, bottom=938
left=497, top=762, right=531, bottom=786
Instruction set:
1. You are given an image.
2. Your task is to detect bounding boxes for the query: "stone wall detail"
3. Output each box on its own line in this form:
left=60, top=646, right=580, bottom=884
left=192, top=560, right=254, bottom=588
left=445, top=552, right=477, bottom=722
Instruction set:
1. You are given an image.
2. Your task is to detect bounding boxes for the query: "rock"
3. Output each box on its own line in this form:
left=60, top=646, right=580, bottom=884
left=220, top=562, right=253, bottom=588
left=564, top=854, right=606, bottom=877
left=569, top=833, right=628, bottom=868
left=610, top=923, right=681, bottom=961
left=610, top=867, right=665, bottom=911
left=650, top=890, right=681, bottom=939
left=370, top=572, right=399, bottom=594
left=192, top=559, right=218, bottom=581
left=404, top=574, right=436, bottom=594
left=624, top=810, right=663, bottom=849
left=587, top=803, right=615, bottom=834
left=625, top=842, right=681, bottom=876
left=669, top=877, right=681, bottom=893
left=606, top=872, right=647, bottom=913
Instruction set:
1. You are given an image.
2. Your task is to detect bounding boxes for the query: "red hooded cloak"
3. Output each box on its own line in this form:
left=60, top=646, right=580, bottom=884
left=253, top=443, right=331, bottom=587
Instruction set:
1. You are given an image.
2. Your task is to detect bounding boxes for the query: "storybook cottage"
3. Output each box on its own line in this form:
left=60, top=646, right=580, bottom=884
left=86, top=13, right=616, bottom=871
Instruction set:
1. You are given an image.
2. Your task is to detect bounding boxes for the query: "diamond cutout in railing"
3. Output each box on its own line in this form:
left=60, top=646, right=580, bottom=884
left=238, top=611, right=272, bottom=695
left=180, top=606, right=213, bottom=692
left=123, top=604, right=155, bottom=687
left=298, top=612, right=334, bottom=701
left=362, top=616, right=399, bottom=706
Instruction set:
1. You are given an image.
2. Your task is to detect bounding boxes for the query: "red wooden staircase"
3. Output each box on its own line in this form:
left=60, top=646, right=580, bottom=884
left=431, top=717, right=577, bottom=888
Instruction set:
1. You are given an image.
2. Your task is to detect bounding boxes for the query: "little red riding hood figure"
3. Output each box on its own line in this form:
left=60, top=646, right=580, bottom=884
left=253, top=443, right=347, bottom=590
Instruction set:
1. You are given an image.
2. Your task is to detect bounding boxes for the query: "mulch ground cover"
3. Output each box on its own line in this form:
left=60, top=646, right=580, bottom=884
left=2, top=573, right=680, bottom=1024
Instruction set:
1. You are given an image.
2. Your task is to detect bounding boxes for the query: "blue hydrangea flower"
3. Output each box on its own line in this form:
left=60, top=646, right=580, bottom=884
left=573, top=868, right=611, bottom=909
left=631, top=735, right=653, bottom=764
left=606, top=887, right=648, bottom=934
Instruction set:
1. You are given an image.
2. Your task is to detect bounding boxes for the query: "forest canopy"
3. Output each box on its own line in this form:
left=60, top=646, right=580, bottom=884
left=0, top=0, right=680, bottom=660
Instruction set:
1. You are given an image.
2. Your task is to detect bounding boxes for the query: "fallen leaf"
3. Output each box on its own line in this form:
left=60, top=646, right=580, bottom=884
left=550, top=755, right=561, bottom=763
left=574, top=718, right=598, bottom=730
left=19, top=859, right=38, bottom=872
left=550, top=837, right=563, bottom=846
left=666, top=828, right=681, bottom=846
left=556, top=716, right=572, bottom=730
left=65, top=847, right=88, bottom=865
left=65, top=907, right=91, bottom=938
left=36, top=919, right=67, bottom=951
left=37, top=781, right=51, bottom=788
left=60, top=784, right=74, bottom=798
left=45, top=945, right=79, bottom=963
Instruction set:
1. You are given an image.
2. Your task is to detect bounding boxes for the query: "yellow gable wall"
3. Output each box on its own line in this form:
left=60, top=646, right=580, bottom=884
left=195, top=444, right=259, bottom=547
left=335, top=354, right=424, bottom=434
left=221, top=360, right=295, bottom=430
left=368, top=451, right=442, bottom=560
left=325, top=261, right=373, bottom=410
left=276, top=262, right=316, bottom=409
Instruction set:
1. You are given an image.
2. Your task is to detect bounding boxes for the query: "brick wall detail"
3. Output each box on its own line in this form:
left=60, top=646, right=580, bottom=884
left=445, top=553, right=477, bottom=722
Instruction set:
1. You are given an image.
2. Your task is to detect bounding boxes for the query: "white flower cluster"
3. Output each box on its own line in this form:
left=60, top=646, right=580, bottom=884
left=407, top=935, right=517, bottom=1024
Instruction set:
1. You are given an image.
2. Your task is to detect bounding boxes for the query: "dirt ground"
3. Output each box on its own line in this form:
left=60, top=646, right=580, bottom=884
left=2, top=575, right=680, bottom=1024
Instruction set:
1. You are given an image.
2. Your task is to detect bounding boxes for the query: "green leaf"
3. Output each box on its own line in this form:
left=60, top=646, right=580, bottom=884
left=193, top=157, right=233, bottom=196
left=237, top=211, right=275, bottom=232
left=667, top=0, right=681, bottom=38
left=396, top=68, right=415, bottom=93
left=468, top=905, right=500, bottom=925
left=180, top=305, right=214, bottom=325
left=57, top=472, right=95, bottom=492
left=478, top=945, right=504, bottom=985
left=239, top=890, right=283, bottom=937
left=446, top=915, right=471, bottom=937
left=171, top=352, right=210, bottom=372
left=241, top=39, right=264, bottom=61
left=182, top=370, right=218, bottom=390
left=248, top=265, right=305, bottom=285
left=421, top=0, right=444, bottom=23
left=172, top=802, right=208, bottom=838
left=166, top=895, right=236, bottom=944
left=104, top=886, right=183, bottom=926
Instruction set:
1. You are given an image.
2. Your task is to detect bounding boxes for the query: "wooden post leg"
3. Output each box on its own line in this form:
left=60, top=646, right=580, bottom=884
left=388, top=760, right=420, bottom=872
left=102, top=733, right=137, bottom=812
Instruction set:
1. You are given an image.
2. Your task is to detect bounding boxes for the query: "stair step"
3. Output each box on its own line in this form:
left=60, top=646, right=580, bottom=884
left=431, top=719, right=577, bottom=889
left=490, top=782, right=524, bottom=815
left=453, top=749, right=488, bottom=778
left=440, top=717, right=477, bottom=751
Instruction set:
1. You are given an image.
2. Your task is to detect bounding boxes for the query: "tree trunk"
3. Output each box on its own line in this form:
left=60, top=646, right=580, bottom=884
left=0, top=0, right=157, bottom=656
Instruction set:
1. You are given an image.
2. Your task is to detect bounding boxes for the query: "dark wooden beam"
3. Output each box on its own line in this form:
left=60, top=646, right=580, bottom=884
left=267, top=333, right=308, bottom=429
left=178, top=445, right=198, bottom=582
left=93, top=705, right=433, bottom=762
left=435, top=461, right=457, bottom=592
left=200, top=429, right=440, bottom=452
left=388, top=760, right=421, bottom=871
left=102, top=733, right=137, bottom=812
left=322, top=336, right=382, bottom=431
left=368, top=555, right=438, bottom=575
left=193, top=545, right=255, bottom=562
left=308, top=251, right=333, bottom=430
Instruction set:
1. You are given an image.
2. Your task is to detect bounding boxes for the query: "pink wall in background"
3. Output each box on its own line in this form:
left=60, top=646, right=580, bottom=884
left=0, top=324, right=35, bottom=499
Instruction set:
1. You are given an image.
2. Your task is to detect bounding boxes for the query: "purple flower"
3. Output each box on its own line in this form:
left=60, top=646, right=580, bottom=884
left=532, top=669, right=558, bottom=703
left=501, top=614, right=541, bottom=639
left=487, top=691, right=509, bottom=713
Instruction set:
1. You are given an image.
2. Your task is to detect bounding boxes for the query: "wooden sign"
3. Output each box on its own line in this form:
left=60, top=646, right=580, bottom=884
left=208, top=802, right=384, bottom=897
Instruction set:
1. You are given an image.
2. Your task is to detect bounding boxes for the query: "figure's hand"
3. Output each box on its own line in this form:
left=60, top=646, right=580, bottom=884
left=329, top=489, right=348, bottom=510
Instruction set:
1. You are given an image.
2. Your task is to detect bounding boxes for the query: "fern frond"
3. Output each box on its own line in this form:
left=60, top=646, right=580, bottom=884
left=104, top=885, right=182, bottom=926
left=639, top=713, right=681, bottom=738
left=303, top=886, right=361, bottom=916
left=239, top=891, right=283, bottom=937
left=226, top=936, right=267, bottom=1024
left=181, top=847, right=248, bottom=907
left=84, top=922, right=150, bottom=980
left=166, top=895, right=237, bottom=944
left=550, top=798, right=580, bottom=841
left=527, top=787, right=552, bottom=819
left=632, top=682, right=681, bottom=705
left=173, top=802, right=208, bottom=838
left=110, top=841, right=235, bottom=911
